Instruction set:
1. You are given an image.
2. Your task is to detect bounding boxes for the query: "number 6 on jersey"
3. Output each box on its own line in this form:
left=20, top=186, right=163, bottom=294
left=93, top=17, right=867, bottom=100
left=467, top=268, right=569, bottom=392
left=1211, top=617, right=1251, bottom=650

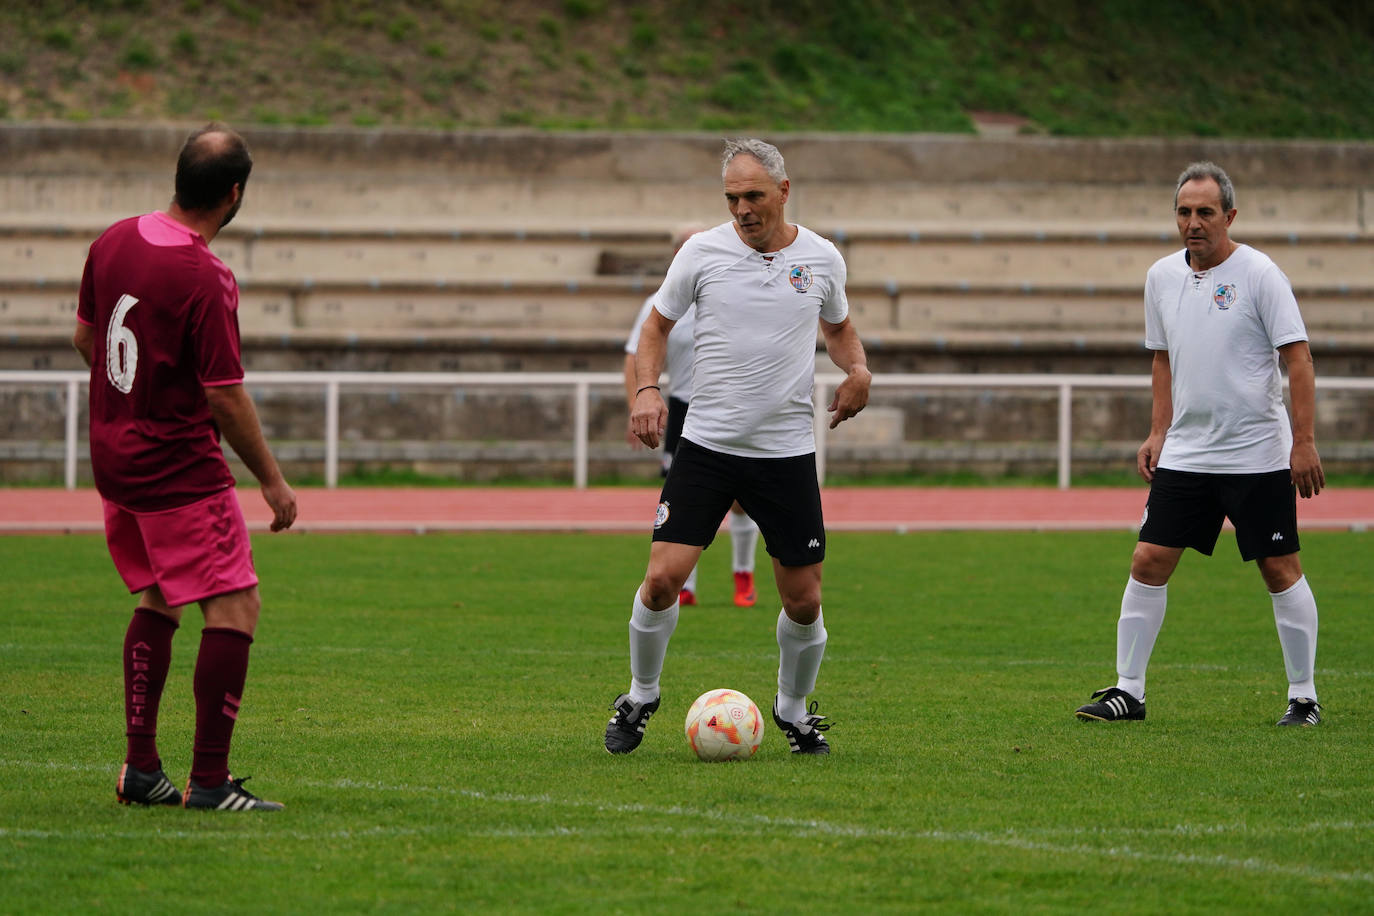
left=106, top=293, right=139, bottom=393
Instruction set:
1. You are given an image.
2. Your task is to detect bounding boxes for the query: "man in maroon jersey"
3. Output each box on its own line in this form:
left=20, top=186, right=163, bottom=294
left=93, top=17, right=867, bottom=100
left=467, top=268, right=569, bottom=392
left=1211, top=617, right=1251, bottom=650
left=73, top=123, right=297, bottom=812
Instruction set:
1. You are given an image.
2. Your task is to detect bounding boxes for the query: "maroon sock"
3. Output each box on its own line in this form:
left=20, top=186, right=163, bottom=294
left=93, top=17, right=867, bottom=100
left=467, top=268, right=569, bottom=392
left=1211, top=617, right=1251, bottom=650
left=190, top=627, right=254, bottom=789
left=123, top=608, right=178, bottom=771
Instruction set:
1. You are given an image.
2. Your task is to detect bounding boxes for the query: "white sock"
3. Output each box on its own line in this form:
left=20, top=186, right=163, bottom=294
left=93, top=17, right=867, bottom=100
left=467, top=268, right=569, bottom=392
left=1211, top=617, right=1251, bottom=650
left=1271, top=576, right=1318, bottom=701
left=1115, top=577, right=1167, bottom=702
left=628, top=589, right=678, bottom=704
left=776, top=608, right=826, bottom=723
left=730, top=511, right=759, bottom=573
left=683, top=564, right=698, bottom=594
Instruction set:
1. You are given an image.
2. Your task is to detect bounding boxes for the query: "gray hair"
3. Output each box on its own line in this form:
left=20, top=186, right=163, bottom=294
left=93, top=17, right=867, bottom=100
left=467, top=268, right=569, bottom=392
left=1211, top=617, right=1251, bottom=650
left=721, top=138, right=788, bottom=184
left=1174, top=161, right=1235, bottom=211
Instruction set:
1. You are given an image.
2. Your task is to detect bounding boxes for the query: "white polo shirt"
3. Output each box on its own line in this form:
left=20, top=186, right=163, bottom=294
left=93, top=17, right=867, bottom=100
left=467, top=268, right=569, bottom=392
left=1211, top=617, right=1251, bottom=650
left=652, top=221, right=849, bottom=458
left=1144, top=243, right=1309, bottom=473
left=626, top=293, right=695, bottom=401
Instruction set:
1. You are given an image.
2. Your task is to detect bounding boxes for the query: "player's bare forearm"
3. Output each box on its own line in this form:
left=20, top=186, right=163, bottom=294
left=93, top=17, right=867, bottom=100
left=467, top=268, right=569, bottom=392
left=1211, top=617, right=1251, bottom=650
left=1139, top=351, right=1172, bottom=481
left=622, top=353, right=638, bottom=411
left=73, top=323, right=95, bottom=368
left=821, top=317, right=871, bottom=428
left=629, top=310, right=674, bottom=448
left=1280, top=341, right=1324, bottom=497
left=205, top=383, right=297, bottom=530
left=633, top=309, right=674, bottom=391
left=205, top=384, right=283, bottom=484
left=622, top=353, right=643, bottom=447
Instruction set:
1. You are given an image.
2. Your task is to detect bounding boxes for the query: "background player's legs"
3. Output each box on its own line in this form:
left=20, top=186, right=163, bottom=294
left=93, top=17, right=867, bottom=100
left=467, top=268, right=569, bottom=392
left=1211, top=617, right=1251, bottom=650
left=1115, top=542, right=1182, bottom=700
left=676, top=563, right=697, bottom=604
left=773, top=560, right=826, bottom=723
left=729, top=503, right=759, bottom=607
left=190, top=586, right=259, bottom=789
left=1259, top=554, right=1319, bottom=701
left=680, top=563, right=699, bottom=605
left=123, top=586, right=179, bottom=771
left=662, top=440, right=698, bottom=604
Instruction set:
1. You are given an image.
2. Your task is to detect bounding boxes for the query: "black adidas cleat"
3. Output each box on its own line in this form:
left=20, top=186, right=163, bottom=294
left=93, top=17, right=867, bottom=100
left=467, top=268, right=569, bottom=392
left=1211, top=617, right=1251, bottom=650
left=116, top=763, right=182, bottom=806
left=1075, top=687, right=1146, bottom=722
left=604, top=693, right=660, bottom=754
left=1277, top=698, right=1322, bottom=727
left=772, top=698, right=831, bottom=755
left=183, top=775, right=284, bottom=811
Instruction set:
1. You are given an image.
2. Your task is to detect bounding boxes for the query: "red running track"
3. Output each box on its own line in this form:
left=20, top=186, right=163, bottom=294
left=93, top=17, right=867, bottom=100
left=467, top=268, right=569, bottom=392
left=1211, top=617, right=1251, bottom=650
left=3, top=486, right=1372, bottom=534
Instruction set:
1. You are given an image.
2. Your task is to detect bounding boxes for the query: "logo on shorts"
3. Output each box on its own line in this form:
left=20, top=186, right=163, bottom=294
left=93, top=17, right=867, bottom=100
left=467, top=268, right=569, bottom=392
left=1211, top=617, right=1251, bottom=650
left=1140, top=505, right=1149, bottom=528
left=807, top=538, right=820, bottom=549
left=1213, top=283, right=1237, bottom=310
left=654, top=501, right=670, bottom=529
left=789, top=265, right=813, bottom=293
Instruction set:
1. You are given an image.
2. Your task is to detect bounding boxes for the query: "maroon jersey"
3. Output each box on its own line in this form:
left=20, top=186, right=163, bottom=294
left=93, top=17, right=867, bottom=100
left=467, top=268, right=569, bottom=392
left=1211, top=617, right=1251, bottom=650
left=78, top=212, right=244, bottom=511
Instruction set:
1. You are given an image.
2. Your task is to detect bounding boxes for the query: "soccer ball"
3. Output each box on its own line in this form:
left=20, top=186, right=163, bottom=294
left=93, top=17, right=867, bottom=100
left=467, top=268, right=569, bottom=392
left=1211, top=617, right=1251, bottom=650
left=684, top=688, right=764, bottom=761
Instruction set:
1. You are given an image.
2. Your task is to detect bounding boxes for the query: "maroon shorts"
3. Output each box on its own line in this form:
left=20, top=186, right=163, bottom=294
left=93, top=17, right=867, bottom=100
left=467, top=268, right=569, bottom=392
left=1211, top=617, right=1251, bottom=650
left=103, top=488, right=257, bottom=607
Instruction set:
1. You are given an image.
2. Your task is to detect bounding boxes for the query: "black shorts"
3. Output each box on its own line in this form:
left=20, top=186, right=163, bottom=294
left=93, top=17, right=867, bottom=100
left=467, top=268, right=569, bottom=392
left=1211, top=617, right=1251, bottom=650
left=652, top=438, right=825, bottom=567
left=660, top=396, right=689, bottom=477
left=1138, top=467, right=1300, bottom=561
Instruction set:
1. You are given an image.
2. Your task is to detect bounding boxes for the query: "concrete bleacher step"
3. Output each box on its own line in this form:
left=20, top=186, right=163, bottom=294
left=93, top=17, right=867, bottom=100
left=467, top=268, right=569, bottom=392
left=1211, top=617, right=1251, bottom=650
left=885, top=289, right=1374, bottom=333
left=7, top=275, right=1370, bottom=340
left=6, top=223, right=1370, bottom=291
left=0, top=226, right=669, bottom=285
left=843, top=236, right=1374, bottom=288
left=797, top=183, right=1369, bottom=235
left=4, top=172, right=1369, bottom=235
left=0, top=174, right=725, bottom=228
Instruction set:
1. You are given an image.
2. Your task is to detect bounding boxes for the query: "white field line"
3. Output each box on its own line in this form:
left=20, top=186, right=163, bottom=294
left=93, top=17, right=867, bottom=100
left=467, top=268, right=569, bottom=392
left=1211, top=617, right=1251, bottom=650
left=311, top=779, right=1374, bottom=886
left=1, top=760, right=1369, bottom=884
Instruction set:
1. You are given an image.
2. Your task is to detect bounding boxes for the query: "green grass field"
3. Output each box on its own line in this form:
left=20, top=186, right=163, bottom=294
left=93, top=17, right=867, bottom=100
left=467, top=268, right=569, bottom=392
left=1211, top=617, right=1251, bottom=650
left=2, top=531, right=1371, bottom=913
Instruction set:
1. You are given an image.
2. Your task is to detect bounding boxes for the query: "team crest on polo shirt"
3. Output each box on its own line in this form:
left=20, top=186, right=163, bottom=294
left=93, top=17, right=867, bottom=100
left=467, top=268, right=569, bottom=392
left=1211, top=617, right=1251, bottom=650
left=1213, top=283, right=1237, bottom=310
left=788, top=265, right=813, bottom=292
left=654, top=501, right=670, bottom=528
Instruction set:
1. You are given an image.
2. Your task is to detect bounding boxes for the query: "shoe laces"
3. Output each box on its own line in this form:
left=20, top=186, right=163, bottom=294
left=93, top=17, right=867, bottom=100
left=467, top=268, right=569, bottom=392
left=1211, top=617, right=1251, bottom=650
left=798, top=700, right=831, bottom=733
left=1090, top=687, right=1141, bottom=704
left=610, top=696, right=654, bottom=726
left=227, top=775, right=260, bottom=798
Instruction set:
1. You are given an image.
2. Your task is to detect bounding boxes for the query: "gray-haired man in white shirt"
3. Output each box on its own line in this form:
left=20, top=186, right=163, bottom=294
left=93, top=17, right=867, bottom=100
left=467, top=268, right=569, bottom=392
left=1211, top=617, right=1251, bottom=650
left=605, top=139, right=872, bottom=756
left=1075, top=161, right=1326, bottom=728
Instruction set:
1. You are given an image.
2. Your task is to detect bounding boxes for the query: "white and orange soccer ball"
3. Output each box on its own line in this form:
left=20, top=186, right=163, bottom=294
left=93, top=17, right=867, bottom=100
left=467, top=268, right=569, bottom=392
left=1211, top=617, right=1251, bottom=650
left=684, top=688, right=764, bottom=761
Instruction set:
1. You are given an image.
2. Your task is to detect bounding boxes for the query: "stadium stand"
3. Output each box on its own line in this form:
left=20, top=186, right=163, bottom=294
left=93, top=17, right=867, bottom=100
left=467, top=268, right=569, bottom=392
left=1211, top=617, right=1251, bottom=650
left=2, top=126, right=1370, bottom=480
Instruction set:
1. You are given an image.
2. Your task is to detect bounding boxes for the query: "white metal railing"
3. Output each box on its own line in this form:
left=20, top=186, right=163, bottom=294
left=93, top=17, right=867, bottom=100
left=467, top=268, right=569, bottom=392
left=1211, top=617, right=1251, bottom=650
left=4, top=370, right=1373, bottom=491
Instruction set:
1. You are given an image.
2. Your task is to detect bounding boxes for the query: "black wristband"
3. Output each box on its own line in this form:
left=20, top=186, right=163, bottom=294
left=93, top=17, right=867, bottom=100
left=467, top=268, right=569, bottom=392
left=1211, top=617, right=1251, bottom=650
left=636, top=385, right=660, bottom=396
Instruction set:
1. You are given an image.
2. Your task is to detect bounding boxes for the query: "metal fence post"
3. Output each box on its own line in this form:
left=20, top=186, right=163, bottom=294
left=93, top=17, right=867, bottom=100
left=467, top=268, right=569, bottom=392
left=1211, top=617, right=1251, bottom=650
left=325, top=380, right=340, bottom=489
left=65, top=379, right=80, bottom=491
left=574, top=379, right=590, bottom=489
left=1057, top=382, right=1072, bottom=490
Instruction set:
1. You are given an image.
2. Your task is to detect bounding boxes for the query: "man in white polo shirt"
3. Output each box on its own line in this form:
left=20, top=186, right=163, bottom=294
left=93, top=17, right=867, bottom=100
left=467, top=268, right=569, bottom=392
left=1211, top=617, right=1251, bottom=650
left=623, top=226, right=762, bottom=609
left=604, top=138, right=872, bottom=755
left=1075, top=161, right=1326, bottom=728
